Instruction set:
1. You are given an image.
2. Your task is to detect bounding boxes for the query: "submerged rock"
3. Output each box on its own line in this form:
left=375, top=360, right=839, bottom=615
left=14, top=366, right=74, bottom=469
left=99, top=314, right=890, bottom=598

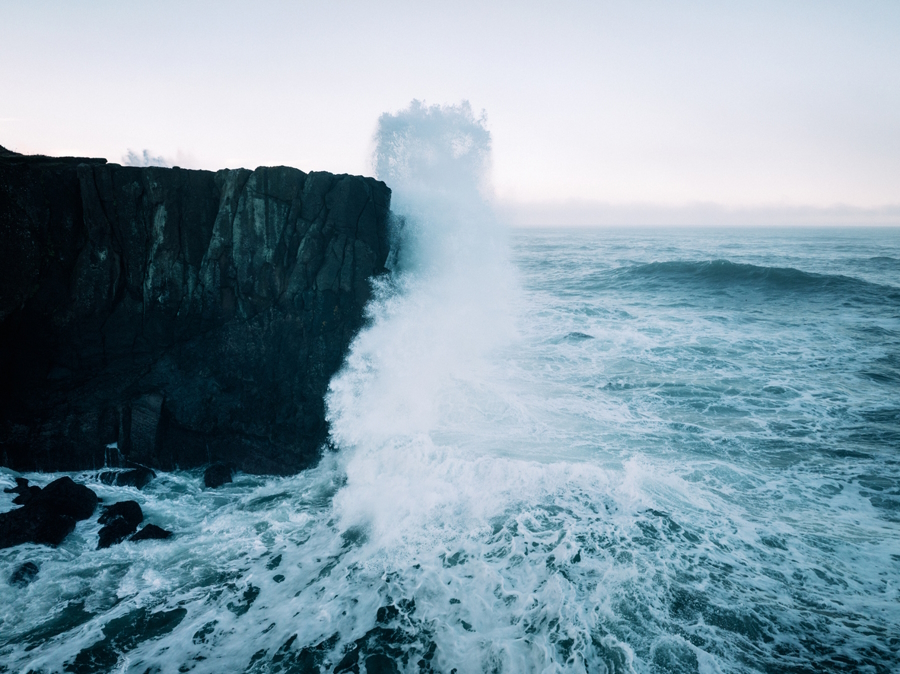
left=204, top=463, right=233, bottom=488
left=564, top=331, right=595, bottom=341
left=9, top=561, right=39, bottom=586
left=98, top=466, right=156, bottom=489
left=0, top=149, right=391, bottom=475
left=0, top=477, right=98, bottom=548
left=130, top=523, right=172, bottom=541
left=97, top=500, right=143, bottom=549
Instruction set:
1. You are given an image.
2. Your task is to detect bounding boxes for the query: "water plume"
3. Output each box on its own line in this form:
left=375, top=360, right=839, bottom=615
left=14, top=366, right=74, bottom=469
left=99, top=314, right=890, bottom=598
left=326, top=100, right=516, bottom=545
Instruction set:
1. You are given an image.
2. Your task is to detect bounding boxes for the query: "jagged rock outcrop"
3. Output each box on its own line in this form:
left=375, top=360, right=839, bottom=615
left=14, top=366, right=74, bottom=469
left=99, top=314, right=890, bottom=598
left=97, top=500, right=143, bottom=548
left=0, top=146, right=391, bottom=474
left=0, top=476, right=98, bottom=548
left=131, top=523, right=172, bottom=542
left=98, top=466, right=156, bottom=489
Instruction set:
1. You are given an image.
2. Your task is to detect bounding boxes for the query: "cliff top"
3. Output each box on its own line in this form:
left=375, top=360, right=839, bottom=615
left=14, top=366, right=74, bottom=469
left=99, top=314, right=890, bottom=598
left=0, top=144, right=107, bottom=166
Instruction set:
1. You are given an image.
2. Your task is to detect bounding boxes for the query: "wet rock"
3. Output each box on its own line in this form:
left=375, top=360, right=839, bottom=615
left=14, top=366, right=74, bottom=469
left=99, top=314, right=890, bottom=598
left=98, top=500, right=143, bottom=526
left=0, top=506, right=73, bottom=548
left=41, top=477, right=99, bottom=520
left=3, top=477, right=41, bottom=505
left=15, top=485, right=42, bottom=505
left=98, top=466, right=156, bottom=489
left=130, top=524, right=171, bottom=542
left=0, top=476, right=98, bottom=548
left=97, top=500, right=143, bottom=548
left=3, top=477, right=28, bottom=493
left=1, top=150, right=391, bottom=476
left=9, top=561, right=39, bottom=586
left=204, top=463, right=233, bottom=488
left=97, top=522, right=137, bottom=549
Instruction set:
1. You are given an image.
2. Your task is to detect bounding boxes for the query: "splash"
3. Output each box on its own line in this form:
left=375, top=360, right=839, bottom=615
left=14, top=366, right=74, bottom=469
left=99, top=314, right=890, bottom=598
left=372, top=99, right=499, bottom=276
left=122, top=149, right=169, bottom=167
left=326, top=101, right=517, bottom=546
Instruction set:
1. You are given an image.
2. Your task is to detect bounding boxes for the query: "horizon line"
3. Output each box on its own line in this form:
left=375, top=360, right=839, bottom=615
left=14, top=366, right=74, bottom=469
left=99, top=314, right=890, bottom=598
left=494, top=200, right=900, bottom=227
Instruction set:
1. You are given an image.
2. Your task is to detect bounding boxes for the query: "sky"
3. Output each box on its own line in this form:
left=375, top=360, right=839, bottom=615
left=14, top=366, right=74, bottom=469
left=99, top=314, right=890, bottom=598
left=2, top=1, right=898, bottom=225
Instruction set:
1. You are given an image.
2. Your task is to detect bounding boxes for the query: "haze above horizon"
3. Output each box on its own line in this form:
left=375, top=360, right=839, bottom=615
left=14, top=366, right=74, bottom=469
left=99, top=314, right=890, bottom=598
left=2, top=1, right=898, bottom=225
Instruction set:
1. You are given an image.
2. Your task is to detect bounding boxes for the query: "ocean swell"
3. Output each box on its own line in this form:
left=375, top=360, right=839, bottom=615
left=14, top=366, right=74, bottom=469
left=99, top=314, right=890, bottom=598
left=610, top=259, right=900, bottom=302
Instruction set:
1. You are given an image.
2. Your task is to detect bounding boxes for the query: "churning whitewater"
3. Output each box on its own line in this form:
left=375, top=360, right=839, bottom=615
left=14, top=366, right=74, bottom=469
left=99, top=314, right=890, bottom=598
left=2, top=103, right=899, bottom=674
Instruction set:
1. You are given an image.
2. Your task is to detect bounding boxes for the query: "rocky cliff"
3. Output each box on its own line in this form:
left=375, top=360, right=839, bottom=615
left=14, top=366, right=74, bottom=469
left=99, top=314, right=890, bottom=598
left=0, top=146, right=391, bottom=474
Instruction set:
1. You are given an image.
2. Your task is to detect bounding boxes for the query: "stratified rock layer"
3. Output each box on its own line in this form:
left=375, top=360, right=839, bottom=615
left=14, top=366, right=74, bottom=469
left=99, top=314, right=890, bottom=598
left=0, top=147, right=390, bottom=473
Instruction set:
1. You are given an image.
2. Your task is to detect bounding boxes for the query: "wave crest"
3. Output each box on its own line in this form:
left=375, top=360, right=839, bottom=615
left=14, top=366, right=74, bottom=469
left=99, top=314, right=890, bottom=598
left=615, top=259, right=899, bottom=300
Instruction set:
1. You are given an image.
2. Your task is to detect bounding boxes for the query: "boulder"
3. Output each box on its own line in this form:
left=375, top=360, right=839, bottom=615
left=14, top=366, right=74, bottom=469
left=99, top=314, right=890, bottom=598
left=98, top=466, right=156, bottom=489
left=9, top=561, right=39, bottom=586
left=36, top=477, right=99, bottom=520
left=204, top=463, right=233, bottom=489
left=0, top=477, right=97, bottom=548
left=97, top=500, right=143, bottom=549
left=130, top=524, right=172, bottom=542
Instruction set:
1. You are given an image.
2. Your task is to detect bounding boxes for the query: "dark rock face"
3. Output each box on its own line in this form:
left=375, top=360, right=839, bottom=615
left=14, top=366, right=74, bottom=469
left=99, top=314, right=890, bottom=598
left=0, top=476, right=98, bottom=548
left=98, top=466, right=156, bottom=489
left=9, top=560, right=39, bottom=586
left=97, top=500, right=143, bottom=548
left=203, top=463, right=233, bottom=488
left=131, top=523, right=171, bottom=541
left=0, top=147, right=391, bottom=474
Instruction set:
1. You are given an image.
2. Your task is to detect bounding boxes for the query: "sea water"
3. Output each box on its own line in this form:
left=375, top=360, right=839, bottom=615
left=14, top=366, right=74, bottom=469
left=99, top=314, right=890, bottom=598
left=1, top=104, right=899, bottom=673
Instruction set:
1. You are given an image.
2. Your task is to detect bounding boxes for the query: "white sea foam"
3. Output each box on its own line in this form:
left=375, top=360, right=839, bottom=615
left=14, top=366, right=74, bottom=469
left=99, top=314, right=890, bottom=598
left=327, top=100, right=522, bottom=547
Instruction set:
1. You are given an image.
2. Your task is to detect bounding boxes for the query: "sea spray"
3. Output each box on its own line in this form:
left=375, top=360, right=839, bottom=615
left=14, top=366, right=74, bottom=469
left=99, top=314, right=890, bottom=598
left=327, top=101, right=520, bottom=547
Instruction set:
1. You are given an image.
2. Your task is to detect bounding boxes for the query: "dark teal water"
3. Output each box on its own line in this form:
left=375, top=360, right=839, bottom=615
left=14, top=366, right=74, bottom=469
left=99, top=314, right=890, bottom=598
left=2, top=227, right=898, bottom=673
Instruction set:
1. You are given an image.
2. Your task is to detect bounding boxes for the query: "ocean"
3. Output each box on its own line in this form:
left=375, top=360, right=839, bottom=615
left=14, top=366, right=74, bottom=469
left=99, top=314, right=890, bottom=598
left=1, top=105, right=899, bottom=673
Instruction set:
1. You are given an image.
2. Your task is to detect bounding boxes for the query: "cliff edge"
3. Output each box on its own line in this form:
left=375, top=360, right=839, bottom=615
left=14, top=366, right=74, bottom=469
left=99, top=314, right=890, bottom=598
left=0, top=146, right=390, bottom=474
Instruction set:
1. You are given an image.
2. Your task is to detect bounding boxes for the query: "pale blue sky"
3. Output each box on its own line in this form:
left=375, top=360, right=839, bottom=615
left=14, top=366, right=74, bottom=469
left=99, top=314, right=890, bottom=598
left=2, top=1, right=898, bottom=222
